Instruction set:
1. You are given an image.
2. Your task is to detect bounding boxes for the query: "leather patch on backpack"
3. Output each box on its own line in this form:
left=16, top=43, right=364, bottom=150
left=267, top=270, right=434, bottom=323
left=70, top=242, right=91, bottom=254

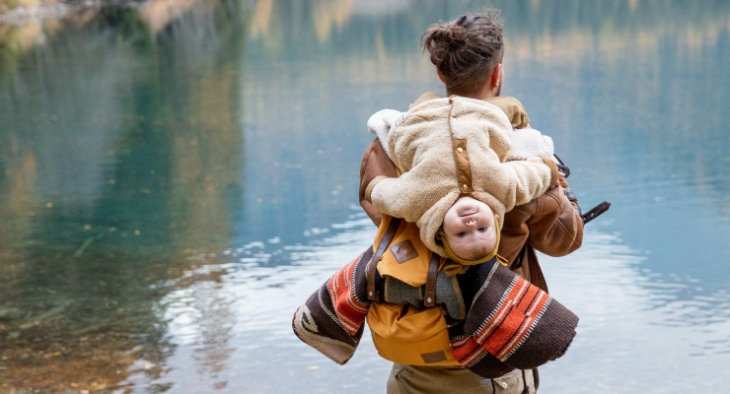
left=421, top=350, right=447, bottom=364
left=390, top=240, right=419, bottom=264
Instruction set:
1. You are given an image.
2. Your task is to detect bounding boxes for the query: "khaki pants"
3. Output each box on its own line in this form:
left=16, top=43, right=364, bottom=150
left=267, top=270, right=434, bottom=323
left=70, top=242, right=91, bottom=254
left=386, top=364, right=537, bottom=394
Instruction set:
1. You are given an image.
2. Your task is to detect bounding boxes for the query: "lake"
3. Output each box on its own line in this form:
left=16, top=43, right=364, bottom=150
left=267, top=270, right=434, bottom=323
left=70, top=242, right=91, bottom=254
left=0, top=0, right=729, bottom=393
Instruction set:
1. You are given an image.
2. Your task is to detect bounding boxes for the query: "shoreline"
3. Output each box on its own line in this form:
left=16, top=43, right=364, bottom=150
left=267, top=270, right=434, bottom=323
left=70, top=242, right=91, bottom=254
left=1, top=3, right=90, bottom=25
left=0, top=0, right=140, bottom=25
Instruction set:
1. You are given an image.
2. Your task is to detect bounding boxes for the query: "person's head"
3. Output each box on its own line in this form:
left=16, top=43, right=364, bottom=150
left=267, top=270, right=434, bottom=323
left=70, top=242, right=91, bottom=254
left=440, top=196, right=498, bottom=263
left=422, top=10, right=504, bottom=99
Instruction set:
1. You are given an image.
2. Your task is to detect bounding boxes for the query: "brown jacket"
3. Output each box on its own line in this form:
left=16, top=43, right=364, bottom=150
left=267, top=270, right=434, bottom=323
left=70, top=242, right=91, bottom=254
left=359, top=138, right=583, bottom=291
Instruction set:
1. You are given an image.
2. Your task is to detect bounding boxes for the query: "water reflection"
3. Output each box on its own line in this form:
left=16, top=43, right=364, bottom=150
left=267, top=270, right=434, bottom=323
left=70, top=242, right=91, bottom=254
left=504, top=0, right=730, bottom=291
left=0, top=0, right=729, bottom=392
left=137, top=218, right=387, bottom=393
left=1, top=0, right=246, bottom=391
left=540, top=231, right=730, bottom=393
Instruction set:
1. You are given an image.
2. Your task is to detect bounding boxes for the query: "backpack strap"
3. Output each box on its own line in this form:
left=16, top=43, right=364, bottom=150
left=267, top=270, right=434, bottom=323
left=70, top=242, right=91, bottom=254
left=553, top=153, right=570, bottom=178
left=367, top=217, right=402, bottom=301
left=423, top=254, right=441, bottom=307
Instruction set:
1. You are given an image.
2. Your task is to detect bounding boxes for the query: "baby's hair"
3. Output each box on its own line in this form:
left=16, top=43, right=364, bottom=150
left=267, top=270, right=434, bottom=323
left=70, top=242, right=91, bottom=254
left=421, top=10, right=504, bottom=95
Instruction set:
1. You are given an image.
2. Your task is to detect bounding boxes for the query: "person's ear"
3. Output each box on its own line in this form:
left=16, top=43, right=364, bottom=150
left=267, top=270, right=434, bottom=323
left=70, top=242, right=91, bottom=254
left=436, top=68, right=447, bottom=83
left=490, top=63, right=503, bottom=90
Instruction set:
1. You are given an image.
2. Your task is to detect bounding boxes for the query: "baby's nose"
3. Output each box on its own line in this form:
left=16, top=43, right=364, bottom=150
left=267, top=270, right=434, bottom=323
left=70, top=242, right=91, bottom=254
left=463, top=219, right=477, bottom=228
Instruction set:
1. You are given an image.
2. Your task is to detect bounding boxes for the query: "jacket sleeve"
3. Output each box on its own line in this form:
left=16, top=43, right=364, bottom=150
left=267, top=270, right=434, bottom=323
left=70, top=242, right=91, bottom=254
left=480, top=156, right=559, bottom=213
left=359, top=138, right=398, bottom=227
left=368, top=163, right=451, bottom=224
left=498, top=179, right=584, bottom=265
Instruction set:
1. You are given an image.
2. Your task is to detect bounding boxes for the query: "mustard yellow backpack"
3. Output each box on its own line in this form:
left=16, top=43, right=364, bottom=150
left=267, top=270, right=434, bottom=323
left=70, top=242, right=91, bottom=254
left=365, top=215, right=460, bottom=366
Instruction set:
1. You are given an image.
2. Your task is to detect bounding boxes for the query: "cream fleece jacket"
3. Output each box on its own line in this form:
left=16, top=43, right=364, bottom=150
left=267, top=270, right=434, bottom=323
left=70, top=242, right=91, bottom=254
left=368, top=96, right=555, bottom=258
left=367, top=108, right=555, bottom=162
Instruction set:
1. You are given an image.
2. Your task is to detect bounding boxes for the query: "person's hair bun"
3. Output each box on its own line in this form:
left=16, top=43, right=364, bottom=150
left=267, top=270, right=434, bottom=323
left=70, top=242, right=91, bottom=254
left=421, top=11, right=504, bottom=94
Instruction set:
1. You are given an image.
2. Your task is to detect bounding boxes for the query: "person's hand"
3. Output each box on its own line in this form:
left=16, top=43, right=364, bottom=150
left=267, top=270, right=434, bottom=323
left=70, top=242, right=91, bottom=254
left=539, top=156, right=560, bottom=189
left=551, top=171, right=566, bottom=189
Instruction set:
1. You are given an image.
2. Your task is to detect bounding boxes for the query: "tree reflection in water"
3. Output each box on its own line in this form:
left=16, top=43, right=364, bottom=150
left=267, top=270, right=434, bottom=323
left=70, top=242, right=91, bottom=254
left=0, top=0, right=728, bottom=392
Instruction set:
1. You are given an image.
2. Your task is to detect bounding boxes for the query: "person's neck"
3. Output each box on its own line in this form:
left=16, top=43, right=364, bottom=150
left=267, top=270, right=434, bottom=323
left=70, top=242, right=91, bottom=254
left=446, top=85, right=498, bottom=100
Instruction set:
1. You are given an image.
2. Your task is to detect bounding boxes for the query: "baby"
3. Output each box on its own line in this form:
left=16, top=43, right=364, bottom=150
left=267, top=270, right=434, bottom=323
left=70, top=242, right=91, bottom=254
left=365, top=95, right=558, bottom=266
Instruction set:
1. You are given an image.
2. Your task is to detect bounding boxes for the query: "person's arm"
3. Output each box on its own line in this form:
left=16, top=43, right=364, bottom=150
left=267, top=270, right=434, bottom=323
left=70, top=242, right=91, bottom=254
left=366, top=164, right=453, bottom=225
left=480, top=156, right=560, bottom=213
left=459, top=100, right=558, bottom=211
left=498, top=177, right=584, bottom=265
left=359, top=138, right=398, bottom=227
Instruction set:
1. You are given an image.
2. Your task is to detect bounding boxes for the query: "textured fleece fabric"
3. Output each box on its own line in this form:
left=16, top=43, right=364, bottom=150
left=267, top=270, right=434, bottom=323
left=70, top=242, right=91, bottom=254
left=367, top=107, right=554, bottom=163
left=369, top=96, right=554, bottom=258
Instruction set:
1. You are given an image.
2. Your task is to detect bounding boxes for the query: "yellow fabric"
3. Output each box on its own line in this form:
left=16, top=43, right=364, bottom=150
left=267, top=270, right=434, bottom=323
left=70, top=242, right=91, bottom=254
left=486, top=96, right=531, bottom=129
left=368, top=215, right=458, bottom=366
left=373, top=215, right=442, bottom=287
left=368, top=303, right=459, bottom=366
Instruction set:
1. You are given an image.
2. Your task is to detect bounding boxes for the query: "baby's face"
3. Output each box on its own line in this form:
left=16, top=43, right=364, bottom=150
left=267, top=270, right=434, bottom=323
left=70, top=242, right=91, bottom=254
left=442, top=197, right=497, bottom=260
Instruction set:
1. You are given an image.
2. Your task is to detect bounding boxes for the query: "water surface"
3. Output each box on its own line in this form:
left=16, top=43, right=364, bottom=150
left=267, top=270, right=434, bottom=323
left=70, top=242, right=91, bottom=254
left=0, top=1, right=729, bottom=393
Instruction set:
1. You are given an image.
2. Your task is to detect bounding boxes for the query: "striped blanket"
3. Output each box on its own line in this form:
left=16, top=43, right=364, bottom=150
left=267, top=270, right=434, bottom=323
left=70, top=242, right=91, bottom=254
left=292, top=247, right=578, bottom=377
left=291, top=248, right=374, bottom=364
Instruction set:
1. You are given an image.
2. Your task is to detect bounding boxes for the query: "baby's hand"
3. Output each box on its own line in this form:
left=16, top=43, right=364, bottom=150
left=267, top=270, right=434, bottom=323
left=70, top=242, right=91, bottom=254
left=364, top=175, right=390, bottom=203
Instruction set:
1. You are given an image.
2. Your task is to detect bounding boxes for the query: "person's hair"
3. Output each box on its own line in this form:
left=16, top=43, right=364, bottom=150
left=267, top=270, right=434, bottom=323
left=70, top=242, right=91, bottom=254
left=421, top=10, right=504, bottom=95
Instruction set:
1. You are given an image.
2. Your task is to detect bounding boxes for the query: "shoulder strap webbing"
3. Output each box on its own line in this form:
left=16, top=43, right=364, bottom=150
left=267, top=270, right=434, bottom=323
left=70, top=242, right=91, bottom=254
left=367, top=217, right=402, bottom=301
left=423, top=254, right=440, bottom=307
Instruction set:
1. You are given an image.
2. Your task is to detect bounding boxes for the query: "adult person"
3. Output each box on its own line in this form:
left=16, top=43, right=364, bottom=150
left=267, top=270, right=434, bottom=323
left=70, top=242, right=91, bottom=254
left=359, top=10, right=584, bottom=394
